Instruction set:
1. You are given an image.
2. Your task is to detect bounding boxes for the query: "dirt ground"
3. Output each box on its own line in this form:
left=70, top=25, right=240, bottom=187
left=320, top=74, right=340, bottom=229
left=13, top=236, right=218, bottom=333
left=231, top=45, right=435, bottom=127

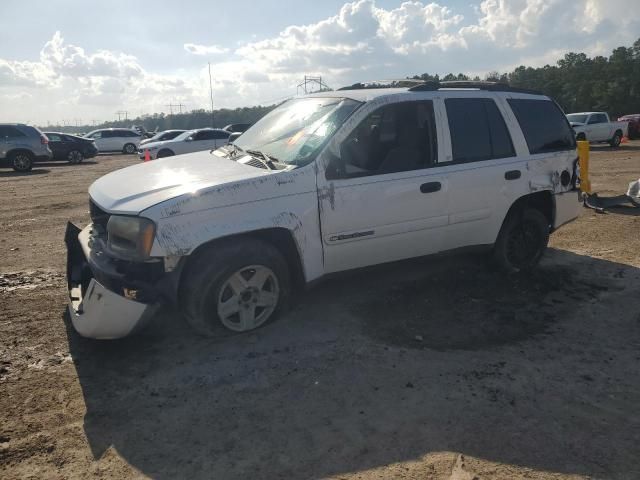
left=1, top=146, right=639, bottom=480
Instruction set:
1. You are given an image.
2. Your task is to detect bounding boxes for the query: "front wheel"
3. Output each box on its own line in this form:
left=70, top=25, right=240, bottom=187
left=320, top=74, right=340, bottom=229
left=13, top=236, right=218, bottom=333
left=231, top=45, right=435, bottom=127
left=493, top=208, right=549, bottom=273
left=180, top=238, right=290, bottom=336
left=609, top=131, right=622, bottom=148
left=10, top=151, right=33, bottom=172
left=123, top=143, right=137, bottom=154
left=67, top=150, right=83, bottom=164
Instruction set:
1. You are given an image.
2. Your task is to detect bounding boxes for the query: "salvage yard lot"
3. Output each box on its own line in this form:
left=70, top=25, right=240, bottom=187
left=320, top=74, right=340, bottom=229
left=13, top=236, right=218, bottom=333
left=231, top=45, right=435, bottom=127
left=1, top=147, right=639, bottom=479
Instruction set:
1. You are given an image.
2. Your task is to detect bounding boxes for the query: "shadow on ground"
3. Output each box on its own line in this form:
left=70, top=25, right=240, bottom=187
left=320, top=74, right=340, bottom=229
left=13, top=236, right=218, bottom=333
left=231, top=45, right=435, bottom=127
left=0, top=169, right=50, bottom=177
left=64, top=248, right=640, bottom=479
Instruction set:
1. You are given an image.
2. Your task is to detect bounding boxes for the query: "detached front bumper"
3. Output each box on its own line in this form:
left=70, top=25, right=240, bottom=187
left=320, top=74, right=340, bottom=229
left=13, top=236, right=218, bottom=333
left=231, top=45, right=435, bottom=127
left=65, top=222, right=160, bottom=339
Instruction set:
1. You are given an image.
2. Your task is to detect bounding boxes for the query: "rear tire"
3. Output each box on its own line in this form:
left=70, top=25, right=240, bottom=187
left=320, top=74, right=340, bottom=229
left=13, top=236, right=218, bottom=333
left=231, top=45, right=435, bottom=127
left=67, top=150, right=83, bottom=164
left=10, top=151, right=33, bottom=172
left=493, top=208, right=549, bottom=273
left=123, top=143, right=137, bottom=154
left=609, top=131, right=622, bottom=148
left=180, top=238, right=290, bottom=337
left=157, top=149, right=174, bottom=158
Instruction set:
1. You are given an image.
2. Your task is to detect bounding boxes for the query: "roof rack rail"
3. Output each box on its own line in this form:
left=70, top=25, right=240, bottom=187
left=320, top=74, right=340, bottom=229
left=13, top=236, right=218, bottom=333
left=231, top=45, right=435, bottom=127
left=409, top=80, right=542, bottom=95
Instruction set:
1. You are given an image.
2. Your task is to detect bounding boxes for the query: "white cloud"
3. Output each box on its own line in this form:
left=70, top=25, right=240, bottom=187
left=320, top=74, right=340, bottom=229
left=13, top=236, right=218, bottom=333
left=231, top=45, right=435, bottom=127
left=184, top=43, right=230, bottom=55
left=1, top=1, right=639, bottom=124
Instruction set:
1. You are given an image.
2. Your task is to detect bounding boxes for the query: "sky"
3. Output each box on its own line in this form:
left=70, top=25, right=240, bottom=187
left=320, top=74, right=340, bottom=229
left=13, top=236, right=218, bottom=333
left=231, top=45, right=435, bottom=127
left=0, top=0, right=638, bottom=125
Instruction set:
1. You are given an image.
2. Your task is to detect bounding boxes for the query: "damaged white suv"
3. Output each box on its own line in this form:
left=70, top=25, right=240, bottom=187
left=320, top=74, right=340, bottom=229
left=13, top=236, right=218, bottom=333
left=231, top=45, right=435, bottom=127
left=66, top=81, right=581, bottom=339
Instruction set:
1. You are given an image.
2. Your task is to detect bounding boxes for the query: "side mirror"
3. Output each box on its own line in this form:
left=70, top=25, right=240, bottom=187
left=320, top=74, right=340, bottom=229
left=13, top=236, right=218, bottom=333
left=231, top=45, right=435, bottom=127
left=185, top=136, right=194, bottom=142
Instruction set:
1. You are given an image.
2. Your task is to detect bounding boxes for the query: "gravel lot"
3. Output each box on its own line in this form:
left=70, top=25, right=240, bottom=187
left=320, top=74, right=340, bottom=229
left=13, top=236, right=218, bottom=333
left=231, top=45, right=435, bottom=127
left=1, top=146, right=639, bottom=479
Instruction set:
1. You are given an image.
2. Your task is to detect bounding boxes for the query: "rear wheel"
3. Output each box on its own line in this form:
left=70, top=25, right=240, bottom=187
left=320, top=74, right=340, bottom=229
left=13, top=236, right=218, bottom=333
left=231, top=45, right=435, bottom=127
left=10, top=151, right=33, bottom=172
left=493, top=208, right=549, bottom=273
left=123, top=143, right=137, bottom=154
left=180, top=238, right=290, bottom=336
left=157, top=149, right=174, bottom=158
left=609, top=131, right=622, bottom=148
left=67, top=150, right=83, bottom=164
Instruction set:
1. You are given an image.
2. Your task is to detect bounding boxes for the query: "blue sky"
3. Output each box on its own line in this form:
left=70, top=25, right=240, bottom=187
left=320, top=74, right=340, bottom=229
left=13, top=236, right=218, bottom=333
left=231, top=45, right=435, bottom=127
left=0, top=0, right=638, bottom=124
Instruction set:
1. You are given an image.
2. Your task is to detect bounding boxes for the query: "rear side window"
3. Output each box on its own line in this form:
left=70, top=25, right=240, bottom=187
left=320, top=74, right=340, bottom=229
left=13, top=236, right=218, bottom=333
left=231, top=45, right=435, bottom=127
left=0, top=126, right=26, bottom=138
left=508, top=99, right=576, bottom=154
left=445, top=98, right=515, bottom=163
left=212, top=130, right=230, bottom=140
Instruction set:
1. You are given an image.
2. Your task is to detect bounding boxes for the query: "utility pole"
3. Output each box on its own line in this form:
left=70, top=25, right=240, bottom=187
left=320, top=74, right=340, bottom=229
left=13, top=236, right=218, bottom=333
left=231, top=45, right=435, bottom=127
left=116, top=111, right=128, bottom=122
left=165, top=102, right=186, bottom=114
left=208, top=62, right=215, bottom=127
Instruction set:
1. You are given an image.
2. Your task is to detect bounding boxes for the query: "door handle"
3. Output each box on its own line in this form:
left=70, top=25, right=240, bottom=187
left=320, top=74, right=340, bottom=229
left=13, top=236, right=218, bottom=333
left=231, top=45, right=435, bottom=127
left=420, top=182, right=441, bottom=193
left=505, top=170, right=521, bottom=180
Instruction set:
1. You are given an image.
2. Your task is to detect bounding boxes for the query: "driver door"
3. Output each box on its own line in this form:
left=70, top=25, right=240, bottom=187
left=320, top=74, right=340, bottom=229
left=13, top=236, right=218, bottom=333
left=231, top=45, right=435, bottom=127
left=317, top=99, right=449, bottom=273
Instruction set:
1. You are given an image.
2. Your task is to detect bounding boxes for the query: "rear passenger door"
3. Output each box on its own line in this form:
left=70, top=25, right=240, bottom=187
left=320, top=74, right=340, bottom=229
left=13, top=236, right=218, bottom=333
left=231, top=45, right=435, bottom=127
left=212, top=130, right=231, bottom=149
left=439, top=95, right=520, bottom=249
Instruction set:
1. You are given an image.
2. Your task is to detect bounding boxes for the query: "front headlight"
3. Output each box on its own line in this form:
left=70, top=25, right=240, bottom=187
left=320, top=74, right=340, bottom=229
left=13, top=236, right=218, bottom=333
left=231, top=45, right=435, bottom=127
left=107, top=215, right=156, bottom=259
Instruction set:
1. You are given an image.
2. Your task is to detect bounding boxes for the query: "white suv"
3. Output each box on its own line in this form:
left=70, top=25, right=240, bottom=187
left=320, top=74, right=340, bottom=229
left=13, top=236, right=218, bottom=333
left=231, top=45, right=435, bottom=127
left=84, top=128, right=142, bottom=154
left=66, top=81, right=581, bottom=339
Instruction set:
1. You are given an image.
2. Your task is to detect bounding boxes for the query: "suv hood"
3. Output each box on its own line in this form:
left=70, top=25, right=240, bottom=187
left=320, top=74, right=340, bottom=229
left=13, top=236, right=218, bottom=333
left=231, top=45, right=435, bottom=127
left=89, top=150, right=270, bottom=214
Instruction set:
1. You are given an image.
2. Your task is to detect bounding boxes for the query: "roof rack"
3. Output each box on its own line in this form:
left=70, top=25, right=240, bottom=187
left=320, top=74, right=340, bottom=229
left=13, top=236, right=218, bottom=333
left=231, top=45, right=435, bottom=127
left=408, top=80, right=542, bottom=95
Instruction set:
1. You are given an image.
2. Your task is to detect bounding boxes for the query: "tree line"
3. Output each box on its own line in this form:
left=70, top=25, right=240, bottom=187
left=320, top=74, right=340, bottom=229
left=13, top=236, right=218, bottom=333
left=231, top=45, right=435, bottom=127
left=45, top=38, right=640, bottom=134
left=412, top=38, right=640, bottom=118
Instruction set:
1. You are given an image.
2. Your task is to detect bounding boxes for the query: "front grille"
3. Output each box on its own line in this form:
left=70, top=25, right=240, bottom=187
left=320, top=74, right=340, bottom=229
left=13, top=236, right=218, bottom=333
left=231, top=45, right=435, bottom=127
left=89, top=199, right=110, bottom=230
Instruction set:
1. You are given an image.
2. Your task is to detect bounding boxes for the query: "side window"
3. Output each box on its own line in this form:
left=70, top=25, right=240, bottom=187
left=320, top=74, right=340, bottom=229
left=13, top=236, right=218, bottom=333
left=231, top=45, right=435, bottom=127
left=195, top=130, right=215, bottom=141
left=1, top=126, right=26, bottom=138
left=445, top=98, right=515, bottom=163
left=102, top=131, right=115, bottom=138
left=213, top=130, right=230, bottom=140
left=126, top=130, right=140, bottom=137
left=328, top=100, right=438, bottom=179
left=508, top=99, right=576, bottom=154
left=46, top=133, right=62, bottom=142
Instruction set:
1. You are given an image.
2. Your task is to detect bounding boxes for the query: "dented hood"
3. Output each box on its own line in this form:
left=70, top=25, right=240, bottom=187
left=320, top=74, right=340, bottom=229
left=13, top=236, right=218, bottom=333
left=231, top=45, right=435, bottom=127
left=89, top=150, right=270, bottom=214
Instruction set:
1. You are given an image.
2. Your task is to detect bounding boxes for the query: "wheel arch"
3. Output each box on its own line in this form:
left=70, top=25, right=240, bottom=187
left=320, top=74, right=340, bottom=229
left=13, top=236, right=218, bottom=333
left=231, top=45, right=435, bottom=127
left=498, top=190, right=554, bottom=237
left=6, top=148, right=35, bottom=159
left=174, top=227, right=306, bottom=305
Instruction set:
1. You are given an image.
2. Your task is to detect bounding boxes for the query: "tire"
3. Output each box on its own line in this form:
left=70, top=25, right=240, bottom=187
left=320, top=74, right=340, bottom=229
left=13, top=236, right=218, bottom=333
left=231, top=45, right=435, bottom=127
left=157, top=149, right=174, bottom=158
left=10, top=151, right=33, bottom=172
left=123, top=143, right=137, bottom=154
left=609, top=131, right=622, bottom=148
left=493, top=208, right=549, bottom=273
left=180, top=238, right=290, bottom=337
left=67, top=150, right=83, bottom=164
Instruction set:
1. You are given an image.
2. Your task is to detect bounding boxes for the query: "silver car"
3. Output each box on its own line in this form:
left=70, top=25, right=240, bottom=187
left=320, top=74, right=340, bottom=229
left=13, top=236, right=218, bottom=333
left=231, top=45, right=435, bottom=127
left=0, top=124, right=53, bottom=172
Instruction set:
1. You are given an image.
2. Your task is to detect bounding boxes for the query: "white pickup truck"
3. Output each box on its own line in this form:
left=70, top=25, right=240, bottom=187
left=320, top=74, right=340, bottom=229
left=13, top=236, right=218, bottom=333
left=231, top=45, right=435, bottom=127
left=567, top=112, right=628, bottom=147
left=65, top=81, right=582, bottom=339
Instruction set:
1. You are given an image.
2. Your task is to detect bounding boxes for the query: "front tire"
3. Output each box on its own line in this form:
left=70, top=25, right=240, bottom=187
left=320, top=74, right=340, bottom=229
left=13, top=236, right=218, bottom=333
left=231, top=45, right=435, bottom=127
left=493, top=208, right=549, bottom=273
left=609, top=131, right=622, bottom=148
left=10, top=151, right=33, bottom=172
left=67, top=150, right=83, bottom=164
left=123, top=143, right=137, bottom=154
left=180, top=238, right=290, bottom=336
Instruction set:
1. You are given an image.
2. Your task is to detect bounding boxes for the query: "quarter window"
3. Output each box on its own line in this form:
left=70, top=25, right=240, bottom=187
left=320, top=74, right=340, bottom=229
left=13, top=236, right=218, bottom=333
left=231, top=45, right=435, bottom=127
left=327, top=100, right=438, bottom=179
left=508, top=99, right=576, bottom=154
left=445, top=98, right=515, bottom=163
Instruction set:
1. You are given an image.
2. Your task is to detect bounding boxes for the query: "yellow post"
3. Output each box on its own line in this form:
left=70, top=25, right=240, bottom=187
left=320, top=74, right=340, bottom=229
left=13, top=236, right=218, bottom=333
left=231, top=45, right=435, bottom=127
left=577, top=140, right=591, bottom=193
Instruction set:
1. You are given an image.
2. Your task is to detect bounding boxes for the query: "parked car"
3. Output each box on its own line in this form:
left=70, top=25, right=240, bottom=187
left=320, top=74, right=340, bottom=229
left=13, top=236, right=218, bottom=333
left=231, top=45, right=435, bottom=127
left=617, top=114, right=640, bottom=139
left=43, top=132, right=98, bottom=163
left=0, top=123, right=52, bottom=172
left=223, top=123, right=251, bottom=133
left=84, top=128, right=142, bottom=154
left=139, top=129, right=186, bottom=147
left=138, top=128, right=230, bottom=160
left=567, top=112, right=628, bottom=147
left=66, top=81, right=581, bottom=339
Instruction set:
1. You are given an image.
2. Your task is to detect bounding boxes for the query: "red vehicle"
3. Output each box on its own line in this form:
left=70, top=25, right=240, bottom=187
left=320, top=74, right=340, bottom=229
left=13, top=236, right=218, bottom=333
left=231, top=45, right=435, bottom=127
left=618, top=114, right=640, bottom=139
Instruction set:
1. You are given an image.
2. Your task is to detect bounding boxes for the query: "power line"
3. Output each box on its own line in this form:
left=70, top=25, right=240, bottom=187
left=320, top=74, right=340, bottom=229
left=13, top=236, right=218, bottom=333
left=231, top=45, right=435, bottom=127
left=116, top=110, right=129, bottom=121
left=208, top=62, right=215, bottom=127
left=296, top=75, right=331, bottom=95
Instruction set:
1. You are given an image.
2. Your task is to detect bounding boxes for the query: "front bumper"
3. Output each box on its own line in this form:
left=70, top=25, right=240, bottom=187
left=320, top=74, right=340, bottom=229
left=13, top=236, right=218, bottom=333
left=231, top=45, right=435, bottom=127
left=65, top=222, right=160, bottom=339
